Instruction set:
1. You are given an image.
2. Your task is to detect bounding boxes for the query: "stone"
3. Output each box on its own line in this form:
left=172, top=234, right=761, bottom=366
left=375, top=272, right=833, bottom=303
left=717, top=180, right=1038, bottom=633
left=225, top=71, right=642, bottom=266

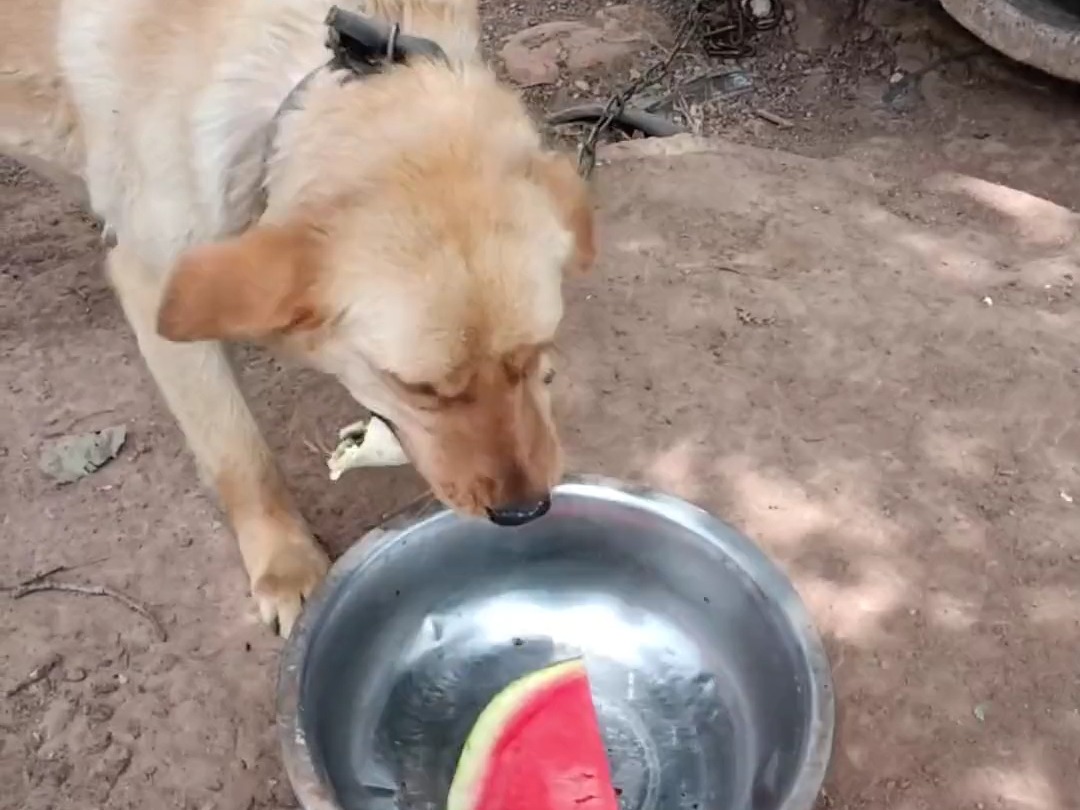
left=38, top=424, right=126, bottom=484
left=501, top=21, right=582, bottom=86
left=500, top=5, right=670, bottom=87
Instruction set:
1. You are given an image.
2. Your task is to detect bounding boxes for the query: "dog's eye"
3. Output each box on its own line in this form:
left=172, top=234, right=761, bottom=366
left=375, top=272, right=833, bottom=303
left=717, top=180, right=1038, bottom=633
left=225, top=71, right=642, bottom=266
left=542, top=368, right=556, bottom=385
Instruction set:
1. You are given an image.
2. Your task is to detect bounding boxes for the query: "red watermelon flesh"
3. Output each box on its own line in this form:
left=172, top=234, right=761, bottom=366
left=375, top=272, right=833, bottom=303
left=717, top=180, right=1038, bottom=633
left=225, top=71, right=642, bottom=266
left=447, top=658, right=619, bottom=810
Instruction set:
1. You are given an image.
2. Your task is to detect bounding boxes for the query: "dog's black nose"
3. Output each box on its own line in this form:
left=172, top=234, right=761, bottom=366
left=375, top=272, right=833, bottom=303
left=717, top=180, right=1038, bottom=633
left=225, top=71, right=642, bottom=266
left=487, top=498, right=552, bottom=527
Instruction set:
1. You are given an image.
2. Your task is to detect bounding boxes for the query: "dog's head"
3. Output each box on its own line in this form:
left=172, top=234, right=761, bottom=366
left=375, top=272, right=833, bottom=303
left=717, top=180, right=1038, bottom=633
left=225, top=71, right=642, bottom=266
left=156, top=67, right=594, bottom=524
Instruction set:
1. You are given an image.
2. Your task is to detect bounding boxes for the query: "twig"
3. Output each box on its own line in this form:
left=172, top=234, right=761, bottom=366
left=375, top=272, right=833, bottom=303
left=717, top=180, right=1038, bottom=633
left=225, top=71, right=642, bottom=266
left=5, top=653, right=62, bottom=697
left=12, top=582, right=167, bottom=642
left=753, top=108, right=794, bottom=129
left=0, top=555, right=110, bottom=591
left=15, top=566, right=66, bottom=588
left=678, top=262, right=750, bottom=277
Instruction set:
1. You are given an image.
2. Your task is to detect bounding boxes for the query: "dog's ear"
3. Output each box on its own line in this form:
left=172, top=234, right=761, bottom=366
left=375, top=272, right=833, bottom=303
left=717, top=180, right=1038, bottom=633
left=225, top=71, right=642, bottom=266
left=157, top=223, right=325, bottom=342
left=530, top=153, right=596, bottom=275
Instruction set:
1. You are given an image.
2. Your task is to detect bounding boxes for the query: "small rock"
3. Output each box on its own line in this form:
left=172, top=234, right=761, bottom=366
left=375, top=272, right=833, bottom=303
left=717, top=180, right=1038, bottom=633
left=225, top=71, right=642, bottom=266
left=502, top=22, right=590, bottom=86
left=747, top=0, right=774, bottom=19
left=39, top=425, right=127, bottom=485
left=500, top=6, right=668, bottom=87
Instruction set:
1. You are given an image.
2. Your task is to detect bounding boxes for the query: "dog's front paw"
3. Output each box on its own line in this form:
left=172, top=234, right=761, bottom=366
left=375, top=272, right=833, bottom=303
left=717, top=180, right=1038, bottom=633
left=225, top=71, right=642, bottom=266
left=248, top=532, right=330, bottom=638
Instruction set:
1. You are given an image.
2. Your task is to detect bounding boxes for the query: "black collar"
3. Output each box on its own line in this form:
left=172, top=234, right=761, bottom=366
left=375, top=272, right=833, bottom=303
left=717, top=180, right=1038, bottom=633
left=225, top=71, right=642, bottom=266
left=257, top=7, right=450, bottom=209
left=272, top=7, right=450, bottom=125
left=325, top=5, right=449, bottom=74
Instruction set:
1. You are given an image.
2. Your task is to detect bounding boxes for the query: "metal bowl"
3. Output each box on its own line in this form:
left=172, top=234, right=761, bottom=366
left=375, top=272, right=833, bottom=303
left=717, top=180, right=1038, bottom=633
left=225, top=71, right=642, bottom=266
left=278, top=477, right=834, bottom=810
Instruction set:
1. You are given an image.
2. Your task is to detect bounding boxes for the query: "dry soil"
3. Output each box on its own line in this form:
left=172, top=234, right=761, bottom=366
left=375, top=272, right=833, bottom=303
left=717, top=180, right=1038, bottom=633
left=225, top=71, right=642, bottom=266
left=2, top=1, right=1079, bottom=809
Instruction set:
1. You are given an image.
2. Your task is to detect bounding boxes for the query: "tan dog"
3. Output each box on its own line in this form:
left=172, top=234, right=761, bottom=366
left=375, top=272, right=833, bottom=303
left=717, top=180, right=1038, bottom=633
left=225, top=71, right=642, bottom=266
left=1, top=0, right=594, bottom=636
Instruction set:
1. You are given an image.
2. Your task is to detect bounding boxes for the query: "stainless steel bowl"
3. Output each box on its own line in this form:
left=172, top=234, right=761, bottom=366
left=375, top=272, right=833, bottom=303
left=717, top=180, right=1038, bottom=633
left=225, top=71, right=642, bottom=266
left=278, top=477, right=834, bottom=810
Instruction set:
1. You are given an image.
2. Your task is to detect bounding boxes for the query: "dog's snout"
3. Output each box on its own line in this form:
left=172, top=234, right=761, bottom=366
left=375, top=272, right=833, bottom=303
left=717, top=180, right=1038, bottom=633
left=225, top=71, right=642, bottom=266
left=486, top=497, right=552, bottom=527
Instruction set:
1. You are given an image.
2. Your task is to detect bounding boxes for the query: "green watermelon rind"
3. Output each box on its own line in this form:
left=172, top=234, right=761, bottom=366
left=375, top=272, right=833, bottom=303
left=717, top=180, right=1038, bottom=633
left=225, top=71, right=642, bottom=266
left=446, top=657, right=588, bottom=810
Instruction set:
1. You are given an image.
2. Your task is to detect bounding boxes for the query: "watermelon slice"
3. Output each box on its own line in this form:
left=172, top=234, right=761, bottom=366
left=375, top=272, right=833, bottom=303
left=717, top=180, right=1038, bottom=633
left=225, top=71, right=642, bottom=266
left=447, top=658, right=619, bottom=810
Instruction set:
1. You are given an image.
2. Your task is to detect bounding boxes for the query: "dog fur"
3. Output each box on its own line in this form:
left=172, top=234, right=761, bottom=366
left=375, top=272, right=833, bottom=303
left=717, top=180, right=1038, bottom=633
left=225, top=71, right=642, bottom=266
left=1, top=0, right=594, bottom=636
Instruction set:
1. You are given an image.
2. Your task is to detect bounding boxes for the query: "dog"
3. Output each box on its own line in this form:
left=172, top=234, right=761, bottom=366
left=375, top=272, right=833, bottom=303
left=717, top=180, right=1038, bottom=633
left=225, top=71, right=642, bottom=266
left=0, top=0, right=595, bottom=636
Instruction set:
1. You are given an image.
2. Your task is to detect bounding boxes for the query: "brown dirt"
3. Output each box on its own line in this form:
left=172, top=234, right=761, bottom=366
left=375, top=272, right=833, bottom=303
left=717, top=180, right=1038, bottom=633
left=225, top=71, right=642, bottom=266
left=2, top=1, right=1079, bottom=809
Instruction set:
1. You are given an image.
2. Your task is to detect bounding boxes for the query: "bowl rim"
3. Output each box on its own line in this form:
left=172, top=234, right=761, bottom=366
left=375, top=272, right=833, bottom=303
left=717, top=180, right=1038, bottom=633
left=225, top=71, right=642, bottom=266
left=277, top=474, right=835, bottom=810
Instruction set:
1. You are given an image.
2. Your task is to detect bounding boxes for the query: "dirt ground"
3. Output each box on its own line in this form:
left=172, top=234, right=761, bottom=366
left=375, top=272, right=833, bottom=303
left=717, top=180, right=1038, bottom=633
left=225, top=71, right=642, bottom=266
left=2, top=1, right=1079, bottom=809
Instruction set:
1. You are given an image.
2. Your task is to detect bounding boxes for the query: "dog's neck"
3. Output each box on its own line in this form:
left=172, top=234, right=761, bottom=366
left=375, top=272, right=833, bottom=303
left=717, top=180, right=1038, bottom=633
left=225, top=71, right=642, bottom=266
left=253, top=8, right=450, bottom=217
left=209, top=4, right=467, bottom=241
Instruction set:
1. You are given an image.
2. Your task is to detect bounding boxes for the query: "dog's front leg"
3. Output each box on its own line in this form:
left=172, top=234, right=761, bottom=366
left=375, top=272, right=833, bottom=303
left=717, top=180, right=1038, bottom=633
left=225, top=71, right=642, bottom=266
left=107, top=244, right=328, bottom=637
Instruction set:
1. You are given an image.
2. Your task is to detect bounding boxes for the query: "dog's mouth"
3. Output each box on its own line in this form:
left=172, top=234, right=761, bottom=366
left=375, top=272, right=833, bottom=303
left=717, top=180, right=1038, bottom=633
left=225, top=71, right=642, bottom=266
left=365, top=410, right=555, bottom=526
